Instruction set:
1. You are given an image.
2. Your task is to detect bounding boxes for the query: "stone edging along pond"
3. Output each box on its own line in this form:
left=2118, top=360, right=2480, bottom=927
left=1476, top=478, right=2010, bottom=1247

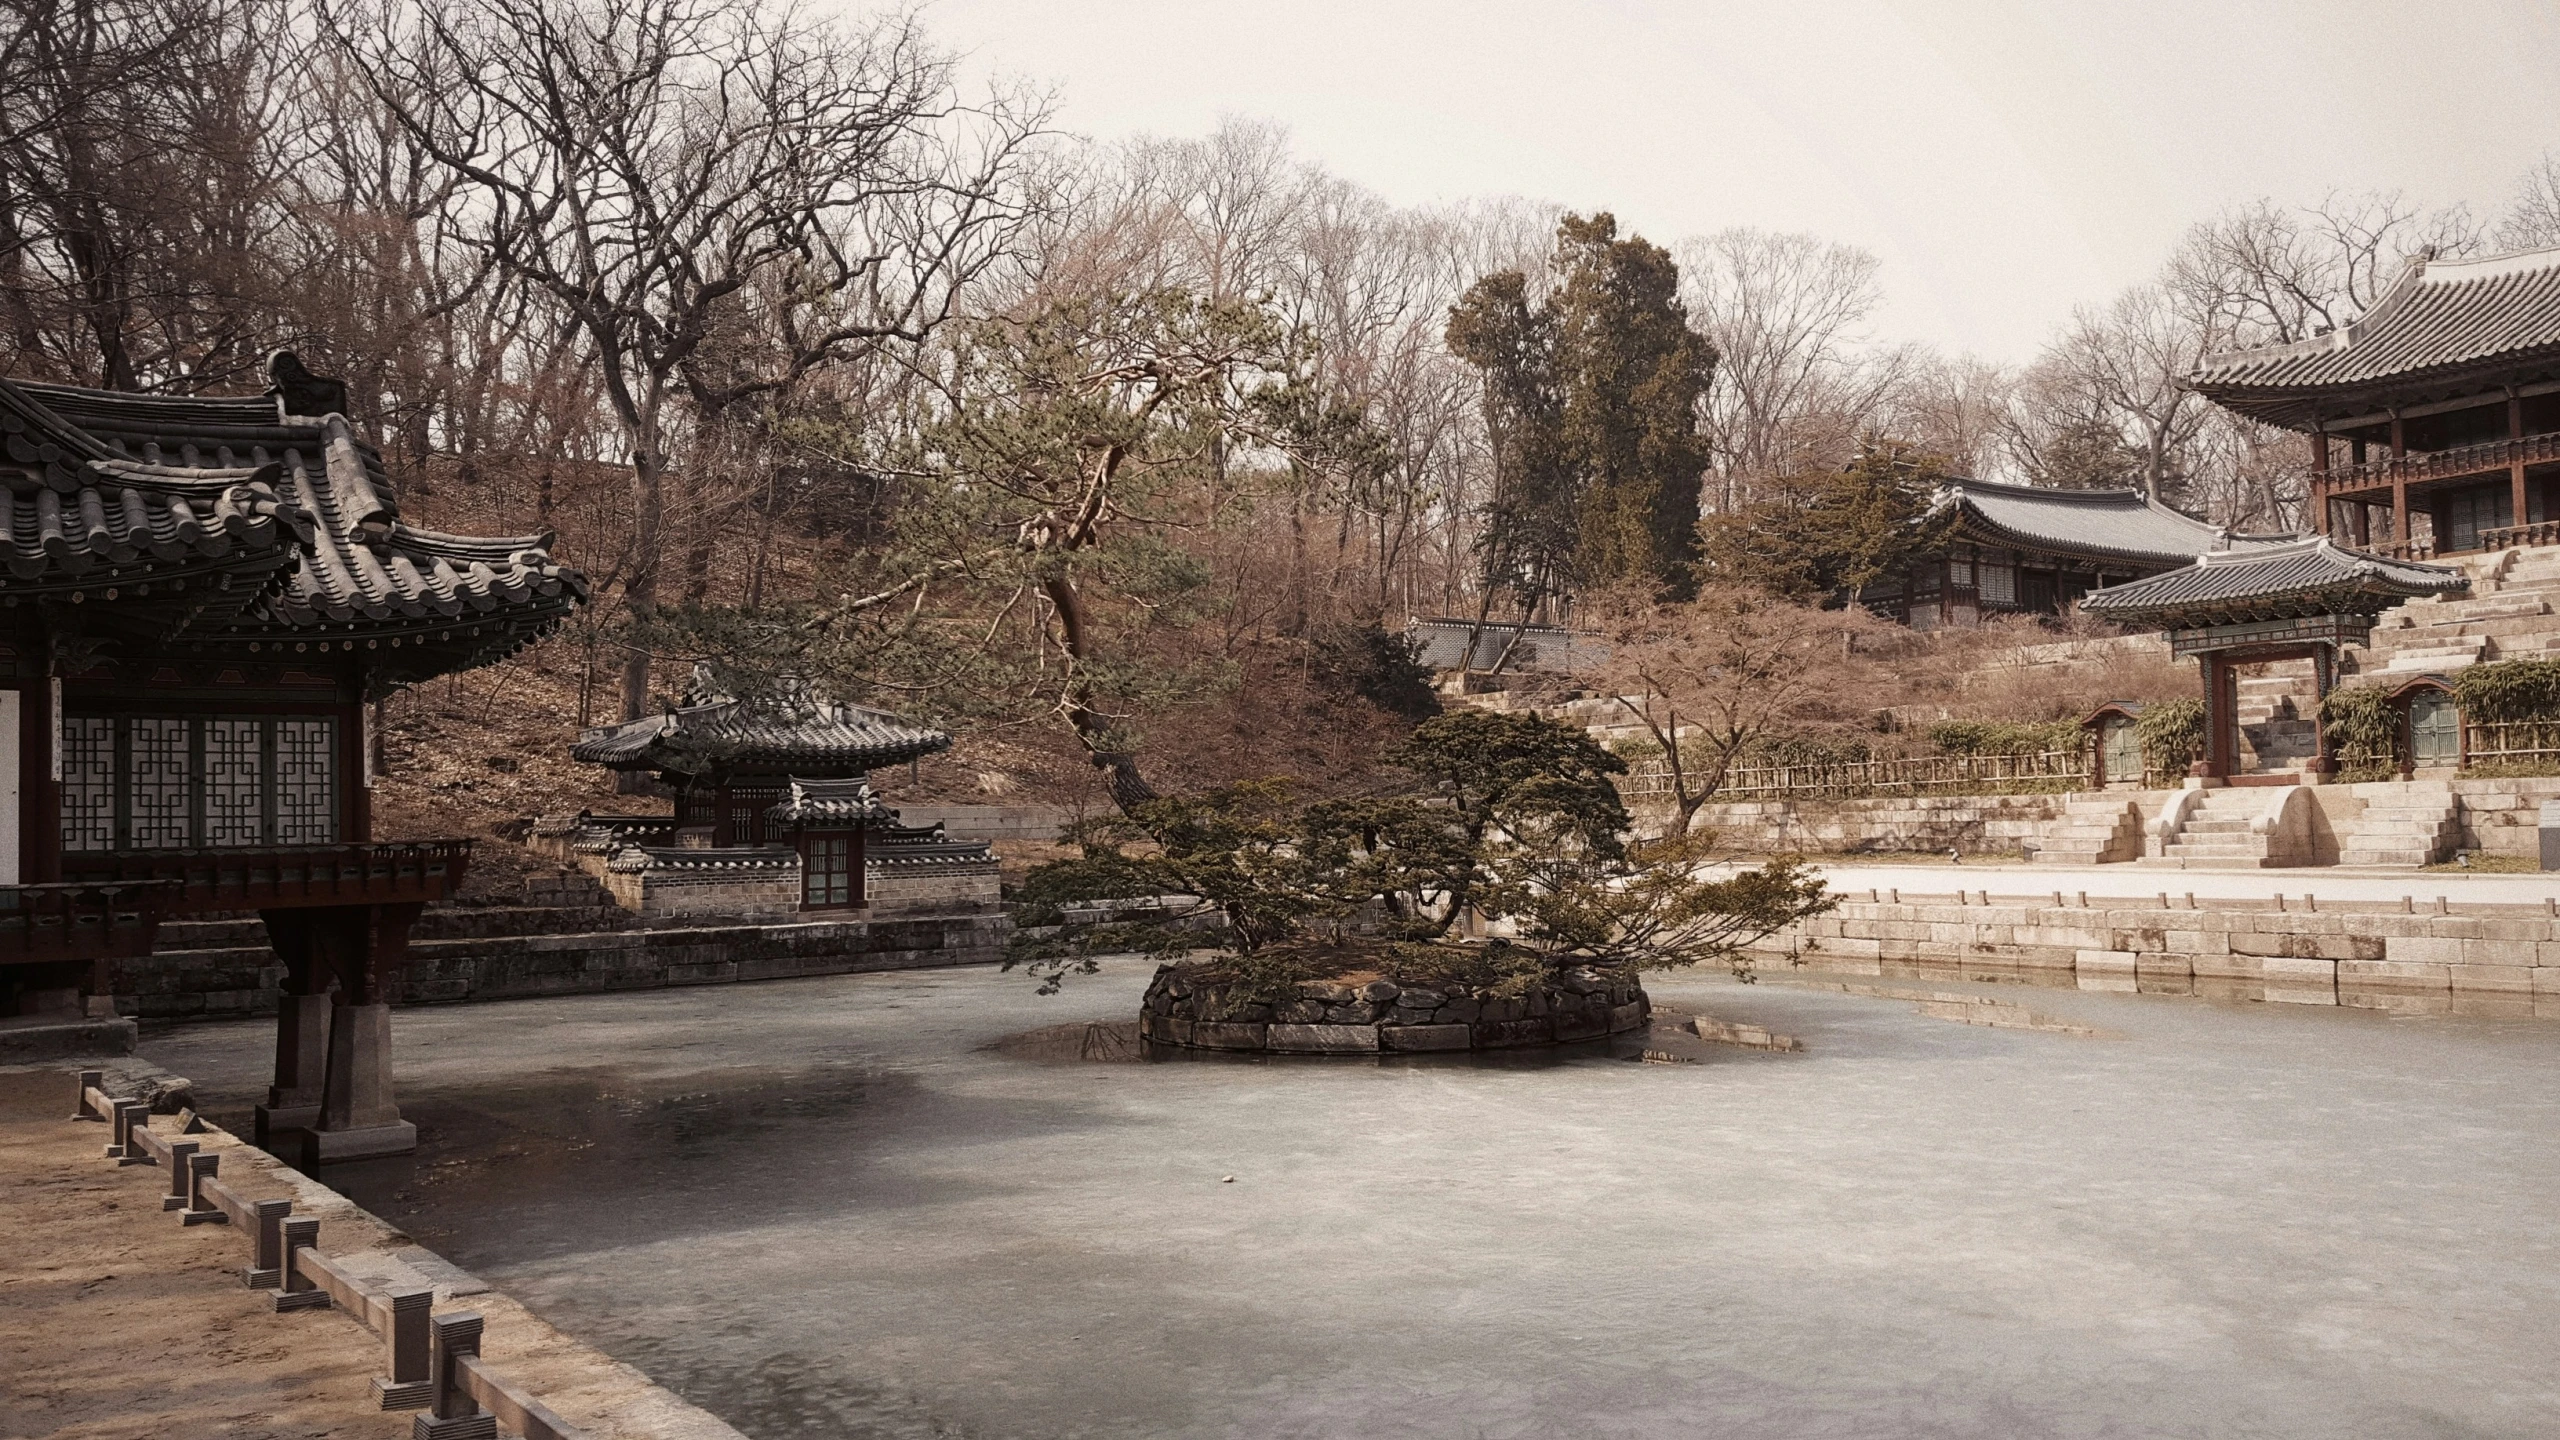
left=1137, top=963, right=1651, bottom=1054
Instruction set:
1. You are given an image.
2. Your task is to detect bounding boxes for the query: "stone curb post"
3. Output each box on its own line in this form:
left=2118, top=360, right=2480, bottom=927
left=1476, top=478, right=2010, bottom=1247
left=275, top=1217, right=328, bottom=1312
left=159, top=1138, right=198, bottom=1211
left=415, top=1310, right=499, bottom=1439
left=376, top=1285, right=436, bottom=1409
left=179, top=1151, right=223, bottom=1224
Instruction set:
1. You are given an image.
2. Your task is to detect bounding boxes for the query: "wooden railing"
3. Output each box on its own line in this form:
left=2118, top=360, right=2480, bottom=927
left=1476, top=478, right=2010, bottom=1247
left=2483, top=519, right=2560, bottom=552
left=2318, top=432, right=2560, bottom=492
left=1619, top=749, right=2089, bottom=802
left=2465, top=721, right=2560, bottom=768
left=0, top=880, right=176, bottom=963
left=71, top=1072, right=588, bottom=1436
left=58, top=840, right=473, bottom=913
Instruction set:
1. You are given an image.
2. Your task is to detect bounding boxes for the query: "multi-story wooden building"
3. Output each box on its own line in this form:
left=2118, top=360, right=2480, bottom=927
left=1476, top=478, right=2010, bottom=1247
left=0, top=358, right=583, bottom=1161
left=2188, top=246, right=2560, bottom=557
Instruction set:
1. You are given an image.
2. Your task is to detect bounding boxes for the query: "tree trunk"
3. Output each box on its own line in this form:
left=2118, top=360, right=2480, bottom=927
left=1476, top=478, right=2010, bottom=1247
left=619, top=438, right=666, bottom=722
left=1041, top=573, right=1158, bottom=813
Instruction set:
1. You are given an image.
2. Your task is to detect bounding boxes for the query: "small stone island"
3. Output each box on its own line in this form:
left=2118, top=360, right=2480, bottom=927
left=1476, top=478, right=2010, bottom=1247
left=1138, top=960, right=1651, bottom=1054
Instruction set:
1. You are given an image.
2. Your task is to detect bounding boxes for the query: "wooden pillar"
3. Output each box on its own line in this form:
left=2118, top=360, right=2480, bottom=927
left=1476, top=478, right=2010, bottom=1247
left=21, top=674, right=58, bottom=884
left=2389, top=412, right=2409, bottom=545
left=2308, top=428, right=2331, bottom=538
left=2195, top=653, right=2226, bottom=779
left=2352, top=502, right=2371, bottom=547
left=2510, top=389, right=2529, bottom=537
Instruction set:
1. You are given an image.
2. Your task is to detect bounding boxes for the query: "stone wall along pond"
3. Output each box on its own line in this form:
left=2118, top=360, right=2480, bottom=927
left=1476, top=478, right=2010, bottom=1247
left=1137, top=963, right=1650, bottom=1054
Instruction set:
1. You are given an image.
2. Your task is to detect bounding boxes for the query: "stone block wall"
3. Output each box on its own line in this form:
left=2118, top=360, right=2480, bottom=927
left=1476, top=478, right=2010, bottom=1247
left=868, top=858, right=1003, bottom=917
left=1663, top=793, right=2072, bottom=855
left=2445, top=777, right=2560, bottom=860
left=1753, top=893, right=2560, bottom=1017
left=601, top=864, right=802, bottom=919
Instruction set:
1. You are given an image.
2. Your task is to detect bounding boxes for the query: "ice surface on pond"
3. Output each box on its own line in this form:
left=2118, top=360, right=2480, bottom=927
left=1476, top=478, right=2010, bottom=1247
left=144, top=959, right=2560, bottom=1438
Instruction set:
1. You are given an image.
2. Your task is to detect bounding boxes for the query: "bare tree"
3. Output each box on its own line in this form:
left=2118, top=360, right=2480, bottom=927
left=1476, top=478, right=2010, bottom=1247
left=2167, top=192, right=2480, bottom=348
left=1581, top=584, right=1883, bottom=837
left=1677, top=227, right=1905, bottom=507
left=2499, top=152, right=2560, bottom=250
left=324, top=0, right=1046, bottom=720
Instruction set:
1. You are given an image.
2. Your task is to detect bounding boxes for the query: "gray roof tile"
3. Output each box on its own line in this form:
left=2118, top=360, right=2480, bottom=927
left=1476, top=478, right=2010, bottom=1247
left=1940, top=476, right=2290, bottom=567
left=2078, top=537, right=2468, bottom=626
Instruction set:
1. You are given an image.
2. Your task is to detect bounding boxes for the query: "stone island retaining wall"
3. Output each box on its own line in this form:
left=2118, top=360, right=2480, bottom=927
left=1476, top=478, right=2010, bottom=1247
left=1137, top=964, right=1650, bottom=1053
left=1661, top=793, right=2073, bottom=854
left=1753, top=891, right=2560, bottom=1016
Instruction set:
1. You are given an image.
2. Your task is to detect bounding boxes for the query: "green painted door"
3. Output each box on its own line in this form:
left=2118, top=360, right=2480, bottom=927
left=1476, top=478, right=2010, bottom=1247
left=2410, top=693, right=2461, bottom=767
left=2102, top=718, right=2142, bottom=784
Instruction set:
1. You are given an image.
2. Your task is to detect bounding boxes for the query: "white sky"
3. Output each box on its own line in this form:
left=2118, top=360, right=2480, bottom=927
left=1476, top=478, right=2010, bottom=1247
left=913, top=0, right=2560, bottom=363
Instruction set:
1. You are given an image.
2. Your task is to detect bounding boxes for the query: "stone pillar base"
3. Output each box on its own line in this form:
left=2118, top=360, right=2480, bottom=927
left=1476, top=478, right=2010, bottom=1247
left=253, top=1102, right=321, bottom=1151
left=304, top=1120, right=418, bottom=1165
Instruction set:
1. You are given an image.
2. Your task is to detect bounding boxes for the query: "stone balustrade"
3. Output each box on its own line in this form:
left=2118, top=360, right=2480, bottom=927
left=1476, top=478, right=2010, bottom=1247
left=68, top=1072, right=587, bottom=1437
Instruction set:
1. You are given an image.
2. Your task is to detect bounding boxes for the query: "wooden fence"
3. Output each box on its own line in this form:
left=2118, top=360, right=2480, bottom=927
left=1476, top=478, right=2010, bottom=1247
left=72, top=1072, right=584, bottom=1439
left=2465, top=721, right=2560, bottom=769
left=1618, top=748, right=2090, bottom=802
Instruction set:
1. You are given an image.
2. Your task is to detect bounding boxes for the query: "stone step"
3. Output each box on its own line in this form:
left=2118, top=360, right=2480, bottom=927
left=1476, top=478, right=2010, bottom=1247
left=2427, top=593, right=2550, bottom=623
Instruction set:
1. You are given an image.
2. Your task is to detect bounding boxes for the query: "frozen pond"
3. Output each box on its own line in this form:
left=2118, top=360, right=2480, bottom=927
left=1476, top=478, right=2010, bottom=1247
left=145, top=960, right=2560, bottom=1439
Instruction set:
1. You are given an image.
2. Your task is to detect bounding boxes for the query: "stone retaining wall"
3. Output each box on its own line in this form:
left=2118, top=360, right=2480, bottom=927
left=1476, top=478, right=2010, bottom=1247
left=1754, top=894, right=2560, bottom=1016
left=1658, top=793, right=2072, bottom=854
left=111, top=913, right=1010, bottom=1019
left=1137, top=964, right=1649, bottom=1053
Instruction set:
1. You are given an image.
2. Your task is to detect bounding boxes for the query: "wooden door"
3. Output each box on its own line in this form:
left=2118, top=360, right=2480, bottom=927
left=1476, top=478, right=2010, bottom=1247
left=2409, top=693, right=2461, bottom=768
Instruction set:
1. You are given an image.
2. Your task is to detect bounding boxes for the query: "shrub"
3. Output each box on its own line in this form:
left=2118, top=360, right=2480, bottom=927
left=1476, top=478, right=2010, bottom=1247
left=2317, top=684, right=2398, bottom=777
left=2136, top=698, right=2205, bottom=776
left=2454, top=659, right=2560, bottom=724
left=1925, top=718, right=2078, bottom=756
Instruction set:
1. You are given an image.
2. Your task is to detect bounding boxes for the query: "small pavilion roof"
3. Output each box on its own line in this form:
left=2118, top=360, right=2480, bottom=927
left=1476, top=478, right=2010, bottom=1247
left=2186, top=247, right=2560, bottom=429
left=573, top=677, right=951, bottom=777
left=2078, top=537, right=2468, bottom=628
left=766, top=776, right=894, bottom=828
left=1936, top=476, right=2290, bottom=568
left=5, top=359, right=585, bottom=680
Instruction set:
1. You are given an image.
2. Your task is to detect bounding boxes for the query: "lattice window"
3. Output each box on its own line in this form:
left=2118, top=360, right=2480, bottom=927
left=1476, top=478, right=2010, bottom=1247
left=803, top=835, right=853, bottom=908
left=1978, top=563, right=2017, bottom=605
left=274, top=718, right=335, bottom=845
left=129, top=717, right=193, bottom=847
left=59, top=716, right=113, bottom=852
left=205, top=719, right=266, bottom=847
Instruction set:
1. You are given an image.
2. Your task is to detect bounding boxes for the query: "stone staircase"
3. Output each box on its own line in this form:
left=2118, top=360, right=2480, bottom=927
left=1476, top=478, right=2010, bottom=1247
left=2234, top=673, right=2321, bottom=772
left=2353, top=543, right=2560, bottom=674
left=2337, top=780, right=2461, bottom=866
left=2151, top=786, right=2310, bottom=868
left=2032, top=795, right=2145, bottom=864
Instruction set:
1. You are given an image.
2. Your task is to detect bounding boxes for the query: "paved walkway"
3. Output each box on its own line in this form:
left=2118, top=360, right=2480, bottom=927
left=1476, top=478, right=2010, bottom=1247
left=1807, top=860, right=2560, bottom=905
left=138, top=960, right=2560, bottom=1439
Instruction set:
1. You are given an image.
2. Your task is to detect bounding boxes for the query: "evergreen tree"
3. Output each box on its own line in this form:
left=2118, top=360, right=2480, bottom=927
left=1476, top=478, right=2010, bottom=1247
left=1447, top=214, right=1715, bottom=609
left=1697, top=441, right=1956, bottom=603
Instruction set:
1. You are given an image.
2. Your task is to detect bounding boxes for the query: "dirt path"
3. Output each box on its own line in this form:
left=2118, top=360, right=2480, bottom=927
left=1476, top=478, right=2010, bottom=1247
left=0, top=1066, right=747, bottom=1440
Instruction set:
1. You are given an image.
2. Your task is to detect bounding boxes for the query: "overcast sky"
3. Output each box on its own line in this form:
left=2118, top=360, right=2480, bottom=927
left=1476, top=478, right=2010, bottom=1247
left=915, top=0, right=2560, bottom=363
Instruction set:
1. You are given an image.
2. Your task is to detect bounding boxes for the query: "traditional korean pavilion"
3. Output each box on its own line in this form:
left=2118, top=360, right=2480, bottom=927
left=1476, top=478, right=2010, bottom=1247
left=2188, top=246, right=2560, bottom=556
left=0, top=355, right=584, bottom=1161
left=2079, top=538, right=2468, bottom=779
left=565, top=673, right=976, bottom=915
left=1858, top=476, right=2289, bottom=628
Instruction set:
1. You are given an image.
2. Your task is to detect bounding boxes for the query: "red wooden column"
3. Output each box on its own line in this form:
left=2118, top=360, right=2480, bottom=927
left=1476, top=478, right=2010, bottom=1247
left=2308, top=429, right=2331, bottom=538
left=2510, top=389, right=2529, bottom=534
left=2389, top=412, right=2410, bottom=545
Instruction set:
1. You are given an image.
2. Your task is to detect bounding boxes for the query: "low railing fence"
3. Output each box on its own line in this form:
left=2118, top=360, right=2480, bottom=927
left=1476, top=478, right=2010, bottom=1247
left=71, top=1071, right=585, bottom=1439
left=2465, top=720, right=2560, bottom=768
left=1618, top=748, right=2090, bottom=802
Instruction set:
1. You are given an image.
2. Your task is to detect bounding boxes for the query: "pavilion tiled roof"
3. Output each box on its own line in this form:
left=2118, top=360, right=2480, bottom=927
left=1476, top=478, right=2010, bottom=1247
left=18, top=372, right=585, bottom=679
left=765, top=776, right=895, bottom=828
left=2078, top=537, right=2468, bottom=627
left=2186, top=247, right=2560, bottom=428
left=572, top=682, right=952, bottom=777
left=0, top=377, right=311, bottom=624
left=1938, top=476, right=2290, bottom=568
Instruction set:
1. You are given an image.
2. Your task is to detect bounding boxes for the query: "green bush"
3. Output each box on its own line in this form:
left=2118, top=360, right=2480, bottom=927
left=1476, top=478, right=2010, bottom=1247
left=2317, top=684, right=2398, bottom=776
left=1924, top=718, right=2078, bottom=756
left=2136, top=698, right=2204, bottom=776
left=2454, top=659, right=2560, bottom=723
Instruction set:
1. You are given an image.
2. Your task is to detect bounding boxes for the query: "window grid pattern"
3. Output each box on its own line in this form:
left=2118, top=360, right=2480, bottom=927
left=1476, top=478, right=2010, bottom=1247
left=205, top=720, right=266, bottom=847
left=275, top=719, right=335, bottom=845
left=129, top=718, right=192, bottom=847
left=60, top=717, right=113, bottom=852
left=804, top=835, right=853, bottom=907
left=62, top=713, right=339, bottom=851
